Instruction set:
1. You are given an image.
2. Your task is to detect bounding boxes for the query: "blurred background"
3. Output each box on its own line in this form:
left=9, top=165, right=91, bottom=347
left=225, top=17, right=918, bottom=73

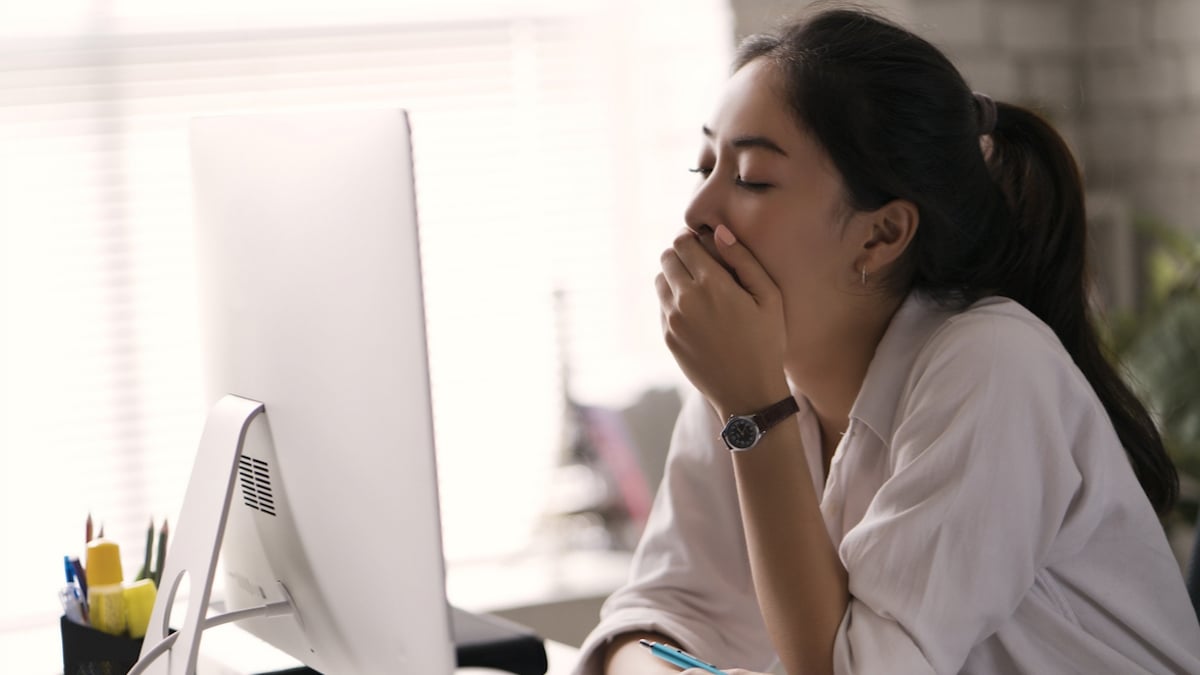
left=2, top=0, right=1198, bottom=651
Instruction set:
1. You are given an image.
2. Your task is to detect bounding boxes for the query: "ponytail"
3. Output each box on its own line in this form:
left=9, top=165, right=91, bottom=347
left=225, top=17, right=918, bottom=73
left=986, top=103, right=1178, bottom=515
left=736, top=8, right=1178, bottom=515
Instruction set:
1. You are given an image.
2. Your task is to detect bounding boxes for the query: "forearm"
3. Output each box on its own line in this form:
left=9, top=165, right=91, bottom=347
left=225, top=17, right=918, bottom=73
left=601, top=631, right=688, bottom=674
left=724, top=413, right=848, bottom=675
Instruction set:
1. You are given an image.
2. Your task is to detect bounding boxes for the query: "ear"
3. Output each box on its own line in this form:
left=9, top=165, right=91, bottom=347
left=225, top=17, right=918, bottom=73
left=856, top=198, right=918, bottom=275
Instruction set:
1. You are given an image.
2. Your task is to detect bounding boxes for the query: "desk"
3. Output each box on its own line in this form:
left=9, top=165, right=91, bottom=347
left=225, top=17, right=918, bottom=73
left=199, top=620, right=579, bottom=674
left=0, top=620, right=579, bottom=674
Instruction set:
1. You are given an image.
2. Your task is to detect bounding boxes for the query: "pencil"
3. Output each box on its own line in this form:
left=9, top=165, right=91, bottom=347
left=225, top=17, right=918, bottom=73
left=86, top=513, right=93, bottom=545
left=138, top=518, right=154, bottom=581
left=153, top=520, right=169, bottom=587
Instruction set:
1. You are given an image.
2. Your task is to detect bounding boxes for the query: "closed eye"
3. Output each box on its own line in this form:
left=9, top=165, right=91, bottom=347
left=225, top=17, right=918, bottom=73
left=689, top=167, right=773, bottom=192
left=735, top=177, right=772, bottom=191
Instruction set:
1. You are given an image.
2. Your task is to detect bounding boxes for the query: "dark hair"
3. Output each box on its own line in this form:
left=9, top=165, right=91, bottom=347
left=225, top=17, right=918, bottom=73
left=735, top=7, right=1178, bottom=515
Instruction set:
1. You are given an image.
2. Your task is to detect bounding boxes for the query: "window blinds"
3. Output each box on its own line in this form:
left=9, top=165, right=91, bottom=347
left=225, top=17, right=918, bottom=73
left=0, top=0, right=731, bottom=629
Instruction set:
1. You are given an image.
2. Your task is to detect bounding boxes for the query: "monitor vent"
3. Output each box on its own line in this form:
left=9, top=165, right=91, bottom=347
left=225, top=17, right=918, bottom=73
left=238, top=455, right=277, bottom=517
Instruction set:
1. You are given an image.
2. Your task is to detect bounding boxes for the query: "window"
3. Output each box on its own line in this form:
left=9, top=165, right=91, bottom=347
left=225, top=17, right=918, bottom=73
left=0, top=0, right=731, bottom=628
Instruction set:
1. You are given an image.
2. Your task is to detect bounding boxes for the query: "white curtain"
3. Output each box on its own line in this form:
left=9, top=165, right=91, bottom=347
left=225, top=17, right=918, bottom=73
left=0, top=0, right=732, bottom=629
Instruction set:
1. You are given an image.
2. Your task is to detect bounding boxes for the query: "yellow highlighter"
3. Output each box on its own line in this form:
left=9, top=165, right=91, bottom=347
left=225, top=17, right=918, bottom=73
left=123, top=578, right=157, bottom=639
left=85, top=539, right=126, bottom=636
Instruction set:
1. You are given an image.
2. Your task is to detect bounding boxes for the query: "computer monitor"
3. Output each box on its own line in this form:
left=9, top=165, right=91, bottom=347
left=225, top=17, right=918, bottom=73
left=135, top=108, right=456, bottom=674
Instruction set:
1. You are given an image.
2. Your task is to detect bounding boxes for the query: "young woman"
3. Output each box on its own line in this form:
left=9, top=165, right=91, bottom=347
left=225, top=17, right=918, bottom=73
left=572, top=7, right=1200, bottom=675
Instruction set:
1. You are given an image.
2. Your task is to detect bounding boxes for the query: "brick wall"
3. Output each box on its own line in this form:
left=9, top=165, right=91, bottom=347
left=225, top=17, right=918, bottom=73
left=726, top=0, right=1200, bottom=237
left=1085, top=0, right=1200, bottom=235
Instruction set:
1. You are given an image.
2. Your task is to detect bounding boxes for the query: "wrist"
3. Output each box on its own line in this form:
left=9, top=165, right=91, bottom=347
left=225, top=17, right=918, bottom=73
left=714, top=381, right=792, bottom=422
left=718, top=389, right=799, bottom=452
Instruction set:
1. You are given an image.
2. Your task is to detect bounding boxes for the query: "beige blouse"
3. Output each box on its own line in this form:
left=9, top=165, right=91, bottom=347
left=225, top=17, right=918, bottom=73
left=573, top=293, right=1200, bottom=674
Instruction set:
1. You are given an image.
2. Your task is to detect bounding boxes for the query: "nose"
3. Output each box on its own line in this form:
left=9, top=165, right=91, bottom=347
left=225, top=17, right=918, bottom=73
left=683, top=172, right=725, bottom=237
left=682, top=177, right=731, bottom=272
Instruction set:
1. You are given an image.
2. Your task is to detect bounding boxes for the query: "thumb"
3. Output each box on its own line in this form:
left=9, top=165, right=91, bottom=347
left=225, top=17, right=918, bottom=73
left=713, top=225, right=777, bottom=301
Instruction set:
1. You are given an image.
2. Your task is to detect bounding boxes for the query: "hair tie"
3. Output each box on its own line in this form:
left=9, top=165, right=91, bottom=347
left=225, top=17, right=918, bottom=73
left=974, top=92, right=997, bottom=135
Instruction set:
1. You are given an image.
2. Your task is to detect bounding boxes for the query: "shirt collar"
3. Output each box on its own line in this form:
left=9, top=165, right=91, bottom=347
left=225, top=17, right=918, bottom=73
left=847, top=291, right=957, bottom=446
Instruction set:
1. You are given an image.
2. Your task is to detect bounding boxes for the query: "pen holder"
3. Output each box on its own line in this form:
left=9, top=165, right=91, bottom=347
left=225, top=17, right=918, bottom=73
left=60, top=614, right=144, bottom=675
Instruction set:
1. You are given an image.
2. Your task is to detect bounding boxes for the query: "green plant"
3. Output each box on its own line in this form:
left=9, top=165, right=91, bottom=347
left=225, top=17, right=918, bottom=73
left=1108, top=217, right=1200, bottom=494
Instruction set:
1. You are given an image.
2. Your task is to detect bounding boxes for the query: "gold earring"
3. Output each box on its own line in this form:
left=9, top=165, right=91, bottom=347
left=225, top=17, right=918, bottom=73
left=861, top=266, right=868, bottom=285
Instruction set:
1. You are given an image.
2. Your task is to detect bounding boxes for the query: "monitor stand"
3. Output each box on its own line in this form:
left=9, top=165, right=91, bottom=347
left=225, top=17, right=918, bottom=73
left=138, top=394, right=280, bottom=675
left=135, top=393, right=547, bottom=675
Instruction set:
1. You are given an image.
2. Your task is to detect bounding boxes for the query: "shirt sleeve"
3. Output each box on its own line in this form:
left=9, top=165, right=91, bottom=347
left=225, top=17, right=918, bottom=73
left=833, top=313, right=1087, bottom=674
left=571, top=389, right=778, bottom=675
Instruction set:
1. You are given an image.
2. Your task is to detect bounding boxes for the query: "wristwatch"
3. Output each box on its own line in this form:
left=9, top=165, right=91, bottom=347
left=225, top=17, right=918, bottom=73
left=720, top=395, right=800, bottom=451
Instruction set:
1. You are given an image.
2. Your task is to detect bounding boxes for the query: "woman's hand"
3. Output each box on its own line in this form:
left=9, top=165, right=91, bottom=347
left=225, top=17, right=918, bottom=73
left=655, top=225, right=790, bottom=417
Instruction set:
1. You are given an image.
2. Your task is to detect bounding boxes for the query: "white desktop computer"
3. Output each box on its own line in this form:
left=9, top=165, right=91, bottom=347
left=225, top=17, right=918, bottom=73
left=133, top=108, right=546, bottom=675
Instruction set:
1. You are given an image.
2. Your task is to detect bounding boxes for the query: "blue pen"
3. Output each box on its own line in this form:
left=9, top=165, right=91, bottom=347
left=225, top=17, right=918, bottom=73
left=70, top=556, right=88, bottom=598
left=639, top=639, right=726, bottom=674
left=60, top=557, right=87, bottom=624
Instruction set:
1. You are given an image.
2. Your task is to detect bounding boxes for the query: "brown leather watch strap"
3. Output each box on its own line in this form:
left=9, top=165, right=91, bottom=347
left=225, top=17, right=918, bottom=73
left=752, top=395, right=800, bottom=435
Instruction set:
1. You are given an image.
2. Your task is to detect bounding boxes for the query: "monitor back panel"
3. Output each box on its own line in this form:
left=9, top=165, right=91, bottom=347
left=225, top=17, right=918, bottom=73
left=190, top=108, right=454, bottom=674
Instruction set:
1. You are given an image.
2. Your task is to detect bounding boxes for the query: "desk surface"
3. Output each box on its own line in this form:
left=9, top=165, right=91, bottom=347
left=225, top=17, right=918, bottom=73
left=0, top=620, right=579, bottom=674
left=200, top=620, right=580, bottom=674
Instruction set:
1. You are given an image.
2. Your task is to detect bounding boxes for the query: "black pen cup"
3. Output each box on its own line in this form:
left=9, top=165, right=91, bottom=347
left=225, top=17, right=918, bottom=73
left=60, top=614, right=145, bottom=675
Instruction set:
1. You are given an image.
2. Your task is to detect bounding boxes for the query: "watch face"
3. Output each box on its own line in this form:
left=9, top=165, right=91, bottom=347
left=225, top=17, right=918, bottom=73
left=722, top=416, right=760, bottom=449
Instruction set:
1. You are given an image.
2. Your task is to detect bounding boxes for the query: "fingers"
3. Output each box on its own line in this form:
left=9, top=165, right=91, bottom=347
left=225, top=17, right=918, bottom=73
left=671, top=229, right=715, bottom=281
left=712, top=225, right=778, bottom=304
left=655, top=270, right=681, bottom=346
left=654, top=271, right=673, bottom=308
left=660, top=246, right=692, bottom=291
left=664, top=227, right=734, bottom=288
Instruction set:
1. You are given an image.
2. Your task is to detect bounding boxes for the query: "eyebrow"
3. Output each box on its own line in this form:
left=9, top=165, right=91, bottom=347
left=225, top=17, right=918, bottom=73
left=702, top=125, right=789, bottom=158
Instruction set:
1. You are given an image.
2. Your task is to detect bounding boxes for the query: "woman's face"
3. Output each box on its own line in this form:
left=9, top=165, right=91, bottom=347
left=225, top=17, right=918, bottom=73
left=685, top=58, right=865, bottom=349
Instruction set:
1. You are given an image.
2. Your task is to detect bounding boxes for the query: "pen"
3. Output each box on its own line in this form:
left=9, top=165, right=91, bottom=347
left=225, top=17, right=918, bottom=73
left=70, top=556, right=88, bottom=599
left=639, top=640, right=726, bottom=674
left=61, top=556, right=87, bottom=624
left=59, top=583, right=86, bottom=624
